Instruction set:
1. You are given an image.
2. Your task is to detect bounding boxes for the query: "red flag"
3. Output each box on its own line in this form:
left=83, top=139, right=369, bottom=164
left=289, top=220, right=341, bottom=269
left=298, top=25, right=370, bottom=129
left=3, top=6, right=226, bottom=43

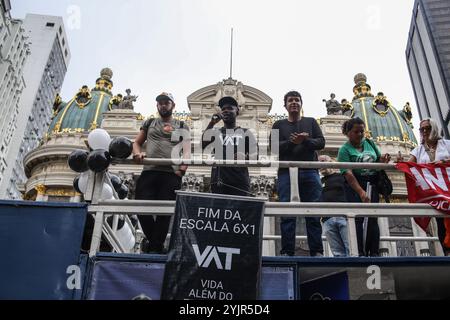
left=395, top=162, right=450, bottom=232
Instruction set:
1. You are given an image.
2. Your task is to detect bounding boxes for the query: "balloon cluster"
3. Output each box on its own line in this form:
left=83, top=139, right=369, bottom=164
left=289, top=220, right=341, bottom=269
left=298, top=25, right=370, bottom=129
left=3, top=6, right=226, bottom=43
left=68, top=129, right=133, bottom=200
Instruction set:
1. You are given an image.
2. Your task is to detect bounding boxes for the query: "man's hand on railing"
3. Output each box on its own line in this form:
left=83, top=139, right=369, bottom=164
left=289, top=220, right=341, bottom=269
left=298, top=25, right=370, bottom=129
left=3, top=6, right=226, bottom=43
left=359, top=190, right=371, bottom=203
left=175, top=165, right=187, bottom=178
left=132, top=152, right=146, bottom=164
left=175, top=170, right=185, bottom=178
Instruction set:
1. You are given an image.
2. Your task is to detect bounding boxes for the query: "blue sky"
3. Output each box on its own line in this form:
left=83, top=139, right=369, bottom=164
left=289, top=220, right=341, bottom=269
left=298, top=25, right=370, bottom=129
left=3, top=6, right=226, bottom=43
left=12, top=0, right=418, bottom=130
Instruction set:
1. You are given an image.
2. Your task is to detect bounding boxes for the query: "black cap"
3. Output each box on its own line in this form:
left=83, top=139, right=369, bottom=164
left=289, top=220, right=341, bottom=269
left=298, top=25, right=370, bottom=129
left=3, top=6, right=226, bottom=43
left=218, top=96, right=238, bottom=108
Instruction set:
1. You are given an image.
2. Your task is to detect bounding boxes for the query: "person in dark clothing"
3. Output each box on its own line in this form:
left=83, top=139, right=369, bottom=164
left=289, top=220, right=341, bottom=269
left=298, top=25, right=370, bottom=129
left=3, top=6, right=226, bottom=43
left=202, top=96, right=257, bottom=196
left=272, top=90, right=325, bottom=257
left=132, top=92, right=189, bottom=254
left=318, top=155, right=349, bottom=257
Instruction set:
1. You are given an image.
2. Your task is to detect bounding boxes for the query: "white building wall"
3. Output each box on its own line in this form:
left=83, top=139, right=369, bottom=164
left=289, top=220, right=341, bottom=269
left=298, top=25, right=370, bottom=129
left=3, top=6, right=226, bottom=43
left=0, top=2, right=27, bottom=190
left=0, top=14, right=70, bottom=199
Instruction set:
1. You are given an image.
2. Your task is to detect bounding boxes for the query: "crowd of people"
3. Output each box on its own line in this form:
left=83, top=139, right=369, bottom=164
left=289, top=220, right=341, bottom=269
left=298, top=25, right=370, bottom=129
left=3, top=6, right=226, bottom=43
left=131, top=90, right=450, bottom=257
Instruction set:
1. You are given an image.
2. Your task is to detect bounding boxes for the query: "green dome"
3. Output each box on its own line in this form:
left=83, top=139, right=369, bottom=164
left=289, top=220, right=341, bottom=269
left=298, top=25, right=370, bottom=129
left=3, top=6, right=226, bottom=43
left=49, top=68, right=114, bottom=134
left=343, top=73, right=418, bottom=146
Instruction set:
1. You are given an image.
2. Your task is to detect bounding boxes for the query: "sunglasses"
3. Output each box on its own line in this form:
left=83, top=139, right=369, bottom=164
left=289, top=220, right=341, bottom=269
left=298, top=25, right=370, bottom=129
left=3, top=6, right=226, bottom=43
left=419, top=126, right=431, bottom=132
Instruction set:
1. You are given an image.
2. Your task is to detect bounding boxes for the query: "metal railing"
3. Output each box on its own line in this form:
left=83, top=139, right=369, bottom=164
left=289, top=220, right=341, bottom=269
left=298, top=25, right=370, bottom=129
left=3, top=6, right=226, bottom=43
left=86, top=158, right=447, bottom=258
left=113, top=158, right=398, bottom=170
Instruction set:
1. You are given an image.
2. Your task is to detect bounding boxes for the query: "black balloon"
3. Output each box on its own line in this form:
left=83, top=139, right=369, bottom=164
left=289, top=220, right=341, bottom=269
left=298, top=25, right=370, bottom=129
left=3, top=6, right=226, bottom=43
left=109, top=137, right=133, bottom=159
left=106, top=215, right=125, bottom=229
left=117, top=184, right=129, bottom=200
left=109, top=174, right=122, bottom=190
left=68, top=149, right=89, bottom=172
left=87, top=149, right=111, bottom=172
left=73, top=176, right=82, bottom=193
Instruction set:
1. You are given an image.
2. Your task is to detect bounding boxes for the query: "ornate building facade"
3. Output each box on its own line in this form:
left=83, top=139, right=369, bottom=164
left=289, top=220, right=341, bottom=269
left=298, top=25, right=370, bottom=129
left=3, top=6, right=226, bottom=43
left=24, top=69, right=433, bottom=256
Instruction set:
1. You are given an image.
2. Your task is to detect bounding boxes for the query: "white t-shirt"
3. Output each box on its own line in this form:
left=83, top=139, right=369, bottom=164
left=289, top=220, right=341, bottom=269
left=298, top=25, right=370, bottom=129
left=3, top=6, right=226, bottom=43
left=410, top=139, right=450, bottom=163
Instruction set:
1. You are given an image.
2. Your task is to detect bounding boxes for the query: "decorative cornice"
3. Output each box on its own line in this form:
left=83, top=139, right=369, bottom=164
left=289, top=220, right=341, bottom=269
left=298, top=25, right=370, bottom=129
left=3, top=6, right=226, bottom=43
left=74, top=87, right=92, bottom=109
left=35, top=184, right=47, bottom=195
left=376, top=135, right=417, bottom=147
left=187, top=80, right=272, bottom=112
left=46, top=188, right=80, bottom=197
left=372, top=93, right=391, bottom=117
left=23, top=143, right=88, bottom=177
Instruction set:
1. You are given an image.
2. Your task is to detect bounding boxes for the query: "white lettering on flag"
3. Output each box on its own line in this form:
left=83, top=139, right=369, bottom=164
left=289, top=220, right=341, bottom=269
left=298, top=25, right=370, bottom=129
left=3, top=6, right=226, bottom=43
left=422, top=168, right=448, bottom=191
left=410, top=167, right=431, bottom=190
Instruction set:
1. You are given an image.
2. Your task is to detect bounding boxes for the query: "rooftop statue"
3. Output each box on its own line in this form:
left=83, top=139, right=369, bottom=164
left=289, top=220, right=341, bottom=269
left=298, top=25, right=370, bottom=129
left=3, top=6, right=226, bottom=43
left=52, top=93, right=62, bottom=117
left=117, top=89, right=138, bottom=110
left=323, top=93, right=342, bottom=115
left=400, top=102, right=413, bottom=127
left=110, top=94, right=123, bottom=109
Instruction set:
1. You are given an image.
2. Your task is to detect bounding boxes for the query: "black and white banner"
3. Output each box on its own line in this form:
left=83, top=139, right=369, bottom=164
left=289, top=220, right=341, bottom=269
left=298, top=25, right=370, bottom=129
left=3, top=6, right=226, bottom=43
left=161, top=192, right=265, bottom=300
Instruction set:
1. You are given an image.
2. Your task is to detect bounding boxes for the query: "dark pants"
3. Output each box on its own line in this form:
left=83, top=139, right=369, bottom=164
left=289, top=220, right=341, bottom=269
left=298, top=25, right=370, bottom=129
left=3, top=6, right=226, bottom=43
left=135, top=170, right=181, bottom=253
left=278, top=170, right=323, bottom=256
left=345, top=174, right=380, bottom=256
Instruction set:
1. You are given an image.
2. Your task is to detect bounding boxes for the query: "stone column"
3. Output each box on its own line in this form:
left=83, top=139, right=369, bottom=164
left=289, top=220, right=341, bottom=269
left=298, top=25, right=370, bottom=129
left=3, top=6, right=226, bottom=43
left=251, top=176, right=276, bottom=256
left=263, top=217, right=276, bottom=256
left=411, top=218, right=430, bottom=256
left=378, top=217, right=397, bottom=256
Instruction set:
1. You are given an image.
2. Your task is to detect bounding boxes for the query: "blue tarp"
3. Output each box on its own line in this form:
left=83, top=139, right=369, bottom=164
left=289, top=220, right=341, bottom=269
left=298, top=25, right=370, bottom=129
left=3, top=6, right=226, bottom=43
left=87, top=253, right=450, bottom=300
left=0, top=200, right=87, bottom=299
left=86, top=254, right=296, bottom=300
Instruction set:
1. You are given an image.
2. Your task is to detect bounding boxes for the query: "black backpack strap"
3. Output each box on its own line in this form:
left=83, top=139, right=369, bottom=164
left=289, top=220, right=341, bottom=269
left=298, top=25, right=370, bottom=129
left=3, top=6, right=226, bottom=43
left=366, top=138, right=381, bottom=161
left=147, top=117, right=155, bottom=128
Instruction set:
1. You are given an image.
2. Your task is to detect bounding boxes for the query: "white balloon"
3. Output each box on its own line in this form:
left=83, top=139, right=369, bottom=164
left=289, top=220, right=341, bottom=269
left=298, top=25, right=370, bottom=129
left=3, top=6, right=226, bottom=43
left=101, top=183, right=114, bottom=200
left=115, top=220, right=136, bottom=253
left=78, top=172, right=90, bottom=194
left=88, top=129, right=111, bottom=150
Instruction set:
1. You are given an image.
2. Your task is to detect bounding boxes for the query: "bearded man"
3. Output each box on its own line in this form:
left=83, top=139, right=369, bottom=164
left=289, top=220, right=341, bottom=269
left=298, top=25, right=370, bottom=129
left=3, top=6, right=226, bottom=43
left=132, top=92, right=189, bottom=254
